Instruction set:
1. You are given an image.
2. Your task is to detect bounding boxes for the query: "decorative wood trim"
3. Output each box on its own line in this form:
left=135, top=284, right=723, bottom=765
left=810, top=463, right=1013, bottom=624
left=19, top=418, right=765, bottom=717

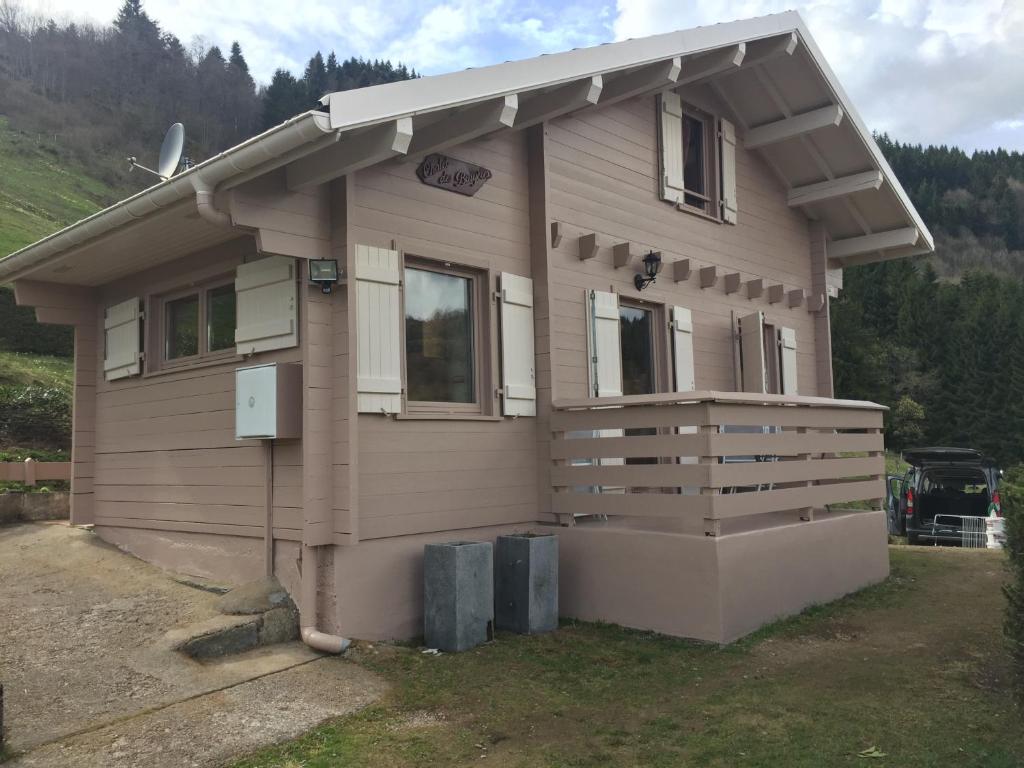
left=746, top=278, right=764, bottom=300
left=724, top=272, right=741, bottom=295
left=672, top=259, right=691, bottom=282
left=768, top=284, right=785, bottom=304
left=787, top=288, right=805, bottom=308
left=578, top=233, right=599, bottom=261
left=612, top=242, right=632, bottom=269
left=699, top=265, right=717, bottom=288
left=807, top=292, right=826, bottom=312
left=744, top=104, right=844, bottom=149
left=550, top=221, right=563, bottom=248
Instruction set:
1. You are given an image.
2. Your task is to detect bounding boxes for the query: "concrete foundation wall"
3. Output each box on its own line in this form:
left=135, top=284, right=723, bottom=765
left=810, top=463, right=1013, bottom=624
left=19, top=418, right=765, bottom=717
left=331, top=524, right=532, bottom=641
left=0, top=492, right=69, bottom=525
left=715, top=510, right=889, bottom=642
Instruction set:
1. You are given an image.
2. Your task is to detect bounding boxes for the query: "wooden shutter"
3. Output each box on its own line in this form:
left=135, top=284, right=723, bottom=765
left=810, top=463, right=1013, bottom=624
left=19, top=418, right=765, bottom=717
left=235, top=256, right=298, bottom=355
left=355, top=245, right=402, bottom=414
left=738, top=310, right=767, bottom=393
left=103, top=297, right=142, bottom=381
left=671, top=306, right=696, bottom=392
left=586, top=289, right=622, bottom=398
left=499, top=272, right=536, bottom=417
left=779, top=327, right=798, bottom=395
left=659, top=92, right=686, bottom=205
left=720, top=118, right=738, bottom=224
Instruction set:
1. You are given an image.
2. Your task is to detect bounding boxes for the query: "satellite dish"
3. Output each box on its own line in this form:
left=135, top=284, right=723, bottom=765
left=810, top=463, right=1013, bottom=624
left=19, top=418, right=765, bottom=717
left=127, top=122, right=185, bottom=180
left=157, top=123, right=184, bottom=179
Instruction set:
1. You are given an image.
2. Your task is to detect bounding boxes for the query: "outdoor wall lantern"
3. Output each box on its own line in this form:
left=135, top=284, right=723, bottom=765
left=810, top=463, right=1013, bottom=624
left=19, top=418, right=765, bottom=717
left=308, top=259, right=340, bottom=294
left=634, top=250, right=663, bottom=291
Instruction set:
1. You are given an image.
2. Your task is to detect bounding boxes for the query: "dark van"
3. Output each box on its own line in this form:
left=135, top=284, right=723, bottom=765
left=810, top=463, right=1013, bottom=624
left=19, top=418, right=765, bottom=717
left=894, top=448, right=1001, bottom=546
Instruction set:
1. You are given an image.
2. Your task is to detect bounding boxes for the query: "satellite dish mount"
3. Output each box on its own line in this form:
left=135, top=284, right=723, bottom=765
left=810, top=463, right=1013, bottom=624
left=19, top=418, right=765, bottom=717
left=128, top=122, right=185, bottom=180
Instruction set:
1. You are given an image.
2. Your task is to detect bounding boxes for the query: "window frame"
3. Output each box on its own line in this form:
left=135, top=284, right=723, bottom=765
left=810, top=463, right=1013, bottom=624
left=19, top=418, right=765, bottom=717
left=618, top=297, right=669, bottom=395
left=154, top=274, right=238, bottom=372
left=679, top=104, right=720, bottom=219
left=401, top=255, right=492, bottom=416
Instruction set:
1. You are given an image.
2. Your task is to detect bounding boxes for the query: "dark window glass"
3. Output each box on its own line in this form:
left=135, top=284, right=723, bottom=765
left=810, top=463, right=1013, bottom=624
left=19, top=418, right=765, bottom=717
left=405, top=267, right=474, bottom=403
left=682, top=113, right=706, bottom=210
left=207, top=284, right=236, bottom=352
left=619, top=305, right=654, bottom=396
left=166, top=294, right=199, bottom=359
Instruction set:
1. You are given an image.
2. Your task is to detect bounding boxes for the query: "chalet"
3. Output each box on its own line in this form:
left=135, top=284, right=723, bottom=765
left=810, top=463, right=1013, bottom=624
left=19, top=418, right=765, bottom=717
left=0, top=11, right=932, bottom=647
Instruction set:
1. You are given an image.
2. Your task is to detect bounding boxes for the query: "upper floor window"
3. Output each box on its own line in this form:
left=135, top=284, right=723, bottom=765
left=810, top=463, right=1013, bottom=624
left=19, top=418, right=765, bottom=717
left=660, top=92, right=738, bottom=223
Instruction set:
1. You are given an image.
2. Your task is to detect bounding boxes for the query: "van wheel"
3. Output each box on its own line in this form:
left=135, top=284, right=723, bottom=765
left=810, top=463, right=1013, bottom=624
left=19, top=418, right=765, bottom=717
left=907, top=532, right=920, bottom=546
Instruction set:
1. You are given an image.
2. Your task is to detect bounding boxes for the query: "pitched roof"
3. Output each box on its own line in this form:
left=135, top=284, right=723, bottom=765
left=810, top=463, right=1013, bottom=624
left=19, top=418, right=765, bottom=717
left=0, top=10, right=932, bottom=285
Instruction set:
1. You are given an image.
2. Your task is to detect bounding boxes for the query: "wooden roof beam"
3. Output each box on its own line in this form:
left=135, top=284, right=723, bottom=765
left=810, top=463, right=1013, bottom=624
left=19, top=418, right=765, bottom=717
left=405, top=95, right=518, bottom=163
left=287, top=118, right=413, bottom=191
left=600, top=57, right=682, bottom=107
left=676, top=45, right=745, bottom=86
left=741, top=32, right=799, bottom=67
left=787, top=170, right=883, bottom=208
left=516, top=76, right=602, bottom=128
left=827, top=227, right=919, bottom=261
left=744, top=104, right=844, bottom=150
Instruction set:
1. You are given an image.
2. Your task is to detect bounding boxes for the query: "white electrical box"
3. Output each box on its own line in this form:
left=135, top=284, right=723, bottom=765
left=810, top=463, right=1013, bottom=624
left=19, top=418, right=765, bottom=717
left=235, top=363, right=301, bottom=440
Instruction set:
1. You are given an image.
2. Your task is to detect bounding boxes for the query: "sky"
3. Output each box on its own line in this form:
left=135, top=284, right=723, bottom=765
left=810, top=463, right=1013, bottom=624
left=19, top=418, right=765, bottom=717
left=20, top=0, right=1024, bottom=152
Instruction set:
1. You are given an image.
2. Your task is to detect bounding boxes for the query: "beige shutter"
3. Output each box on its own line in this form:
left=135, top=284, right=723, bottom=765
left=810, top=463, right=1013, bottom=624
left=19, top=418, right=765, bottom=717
left=720, top=118, right=738, bottom=224
left=235, top=256, right=298, bottom=355
left=659, top=92, right=686, bottom=205
left=738, top=310, right=767, bottom=394
left=499, top=272, right=536, bottom=417
left=586, top=289, right=622, bottom=398
left=103, top=297, right=142, bottom=381
left=355, top=245, right=402, bottom=414
left=671, top=306, right=696, bottom=392
left=779, top=327, right=798, bottom=395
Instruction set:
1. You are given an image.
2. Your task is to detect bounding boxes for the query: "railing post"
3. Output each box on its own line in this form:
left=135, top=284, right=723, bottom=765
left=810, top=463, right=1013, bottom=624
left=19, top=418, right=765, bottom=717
left=551, top=428, right=574, bottom=527
left=795, top=426, right=814, bottom=522
left=23, top=457, right=36, bottom=487
left=700, top=421, right=720, bottom=537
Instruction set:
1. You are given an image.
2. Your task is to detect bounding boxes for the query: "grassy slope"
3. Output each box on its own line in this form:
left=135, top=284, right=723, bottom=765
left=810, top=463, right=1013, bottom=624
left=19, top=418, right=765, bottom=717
left=0, top=116, right=116, bottom=257
left=235, top=548, right=1020, bottom=768
left=0, top=349, right=73, bottom=390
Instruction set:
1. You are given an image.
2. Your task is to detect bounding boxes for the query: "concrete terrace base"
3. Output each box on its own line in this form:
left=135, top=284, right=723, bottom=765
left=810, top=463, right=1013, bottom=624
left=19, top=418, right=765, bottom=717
left=554, top=509, right=889, bottom=644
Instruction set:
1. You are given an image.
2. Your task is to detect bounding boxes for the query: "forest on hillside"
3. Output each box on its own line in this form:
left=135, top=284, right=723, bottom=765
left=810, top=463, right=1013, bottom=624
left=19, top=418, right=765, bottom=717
left=0, top=0, right=414, bottom=195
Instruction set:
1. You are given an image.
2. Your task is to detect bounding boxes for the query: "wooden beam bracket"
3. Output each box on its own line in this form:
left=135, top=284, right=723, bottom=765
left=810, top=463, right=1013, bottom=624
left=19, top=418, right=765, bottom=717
left=768, top=284, right=785, bottom=304
left=578, top=233, right=599, bottom=261
left=744, top=104, right=844, bottom=149
left=724, top=272, right=741, bottom=295
left=672, top=259, right=691, bottom=282
left=699, top=265, right=718, bottom=289
left=612, top=242, right=632, bottom=269
left=746, top=278, right=764, bottom=300
left=551, top=221, right=563, bottom=248
left=788, top=288, right=805, bottom=308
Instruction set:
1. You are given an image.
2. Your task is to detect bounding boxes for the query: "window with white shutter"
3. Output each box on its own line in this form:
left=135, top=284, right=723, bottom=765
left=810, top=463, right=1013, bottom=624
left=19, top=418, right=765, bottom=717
left=720, top=118, right=738, bottom=224
left=738, top=310, right=767, bottom=394
left=779, top=327, right=798, bottom=395
left=235, top=256, right=297, bottom=355
left=355, top=245, right=402, bottom=414
left=586, top=289, right=623, bottom=398
left=499, top=272, right=536, bottom=417
left=659, top=92, right=686, bottom=206
left=104, top=297, right=142, bottom=381
left=671, top=306, right=696, bottom=392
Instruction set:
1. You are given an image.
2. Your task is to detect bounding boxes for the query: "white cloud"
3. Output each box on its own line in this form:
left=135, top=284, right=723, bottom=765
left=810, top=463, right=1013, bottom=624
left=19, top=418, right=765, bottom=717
left=612, top=0, right=1024, bottom=150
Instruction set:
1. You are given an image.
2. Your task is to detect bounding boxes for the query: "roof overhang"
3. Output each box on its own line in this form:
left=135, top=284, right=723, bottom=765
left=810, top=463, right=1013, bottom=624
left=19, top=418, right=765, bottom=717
left=0, top=10, right=932, bottom=286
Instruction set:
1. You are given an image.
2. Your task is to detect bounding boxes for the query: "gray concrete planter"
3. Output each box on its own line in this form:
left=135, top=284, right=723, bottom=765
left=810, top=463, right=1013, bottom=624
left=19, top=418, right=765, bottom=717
left=495, top=532, right=558, bottom=634
left=0, top=491, right=69, bottom=526
left=424, top=540, right=494, bottom=652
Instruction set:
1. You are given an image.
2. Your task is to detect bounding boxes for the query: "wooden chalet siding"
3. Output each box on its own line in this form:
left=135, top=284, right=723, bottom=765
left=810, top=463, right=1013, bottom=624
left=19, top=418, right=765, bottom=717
left=332, top=177, right=357, bottom=541
left=92, top=243, right=304, bottom=542
left=230, top=169, right=332, bottom=260
left=350, top=131, right=540, bottom=540
left=546, top=91, right=821, bottom=398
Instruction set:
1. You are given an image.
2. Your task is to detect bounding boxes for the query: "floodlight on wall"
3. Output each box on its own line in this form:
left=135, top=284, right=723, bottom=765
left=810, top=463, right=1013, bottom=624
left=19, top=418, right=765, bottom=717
left=634, top=251, right=663, bottom=291
left=308, top=259, right=340, bottom=294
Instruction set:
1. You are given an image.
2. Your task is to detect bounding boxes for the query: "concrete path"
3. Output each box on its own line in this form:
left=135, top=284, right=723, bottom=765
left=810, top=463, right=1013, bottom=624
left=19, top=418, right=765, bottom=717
left=0, top=523, right=385, bottom=766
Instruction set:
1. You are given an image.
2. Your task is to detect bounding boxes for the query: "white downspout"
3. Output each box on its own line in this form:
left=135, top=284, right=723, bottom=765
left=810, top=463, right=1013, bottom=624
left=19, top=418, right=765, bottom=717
left=300, top=543, right=351, bottom=653
left=191, top=177, right=233, bottom=228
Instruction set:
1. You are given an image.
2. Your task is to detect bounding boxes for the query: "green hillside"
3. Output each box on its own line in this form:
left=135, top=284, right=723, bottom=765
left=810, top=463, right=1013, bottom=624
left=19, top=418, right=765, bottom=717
left=0, top=117, right=116, bottom=257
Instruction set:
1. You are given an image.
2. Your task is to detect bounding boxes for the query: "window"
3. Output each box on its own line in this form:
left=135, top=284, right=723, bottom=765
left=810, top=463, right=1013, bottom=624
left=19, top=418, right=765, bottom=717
left=619, top=303, right=656, bottom=396
left=404, top=261, right=481, bottom=410
left=158, top=278, right=236, bottom=368
left=762, top=322, right=781, bottom=395
left=681, top=109, right=713, bottom=215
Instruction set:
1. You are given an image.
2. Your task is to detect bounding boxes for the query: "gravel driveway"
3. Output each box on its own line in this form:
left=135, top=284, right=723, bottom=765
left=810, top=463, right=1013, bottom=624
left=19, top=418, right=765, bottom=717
left=0, top=523, right=385, bottom=767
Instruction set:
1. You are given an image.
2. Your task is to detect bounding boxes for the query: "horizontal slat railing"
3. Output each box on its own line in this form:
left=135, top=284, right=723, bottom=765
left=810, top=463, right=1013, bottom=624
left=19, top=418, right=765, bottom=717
left=550, top=391, right=886, bottom=534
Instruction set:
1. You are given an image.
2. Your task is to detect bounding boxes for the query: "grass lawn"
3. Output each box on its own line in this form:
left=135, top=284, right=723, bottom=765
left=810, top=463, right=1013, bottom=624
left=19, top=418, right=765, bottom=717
left=234, top=547, right=1020, bottom=768
left=0, top=349, right=73, bottom=390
